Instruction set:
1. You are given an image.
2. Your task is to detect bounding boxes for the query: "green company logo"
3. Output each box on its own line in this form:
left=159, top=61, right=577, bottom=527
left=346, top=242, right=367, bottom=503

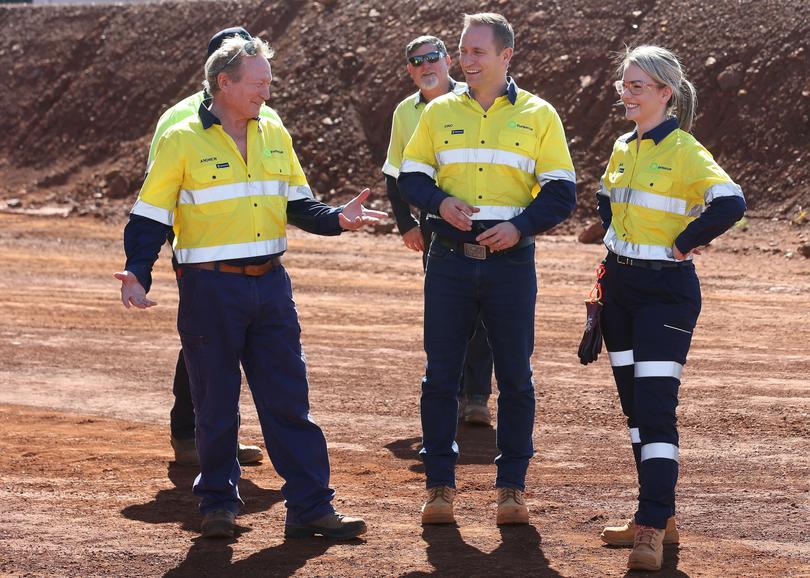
left=507, top=121, right=517, bottom=128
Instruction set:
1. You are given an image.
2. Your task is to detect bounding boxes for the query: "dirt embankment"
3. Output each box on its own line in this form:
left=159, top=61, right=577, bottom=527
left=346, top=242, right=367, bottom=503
left=1, top=0, right=809, bottom=222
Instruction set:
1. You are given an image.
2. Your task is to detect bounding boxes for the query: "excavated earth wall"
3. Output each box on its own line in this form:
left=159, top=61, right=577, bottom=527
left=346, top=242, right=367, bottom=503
left=1, top=0, right=808, bottom=222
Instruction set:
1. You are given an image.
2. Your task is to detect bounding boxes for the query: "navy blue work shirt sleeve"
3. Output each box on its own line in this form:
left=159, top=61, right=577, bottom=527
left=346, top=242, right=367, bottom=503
left=674, top=195, right=746, bottom=254
left=385, top=174, right=419, bottom=234
left=509, top=179, right=577, bottom=236
left=123, top=214, right=172, bottom=293
left=596, top=189, right=613, bottom=230
left=286, top=198, right=344, bottom=236
left=398, top=172, right=451, bottom=215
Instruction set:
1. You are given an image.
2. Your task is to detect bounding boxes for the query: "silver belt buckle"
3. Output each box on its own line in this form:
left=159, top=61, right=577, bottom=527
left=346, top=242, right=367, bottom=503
left=463, top=243, right=487, bottom=260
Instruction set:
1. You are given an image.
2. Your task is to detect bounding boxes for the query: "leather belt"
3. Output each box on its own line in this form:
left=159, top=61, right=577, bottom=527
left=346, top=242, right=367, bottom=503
left=434, top=235, right=534, bottom=260
left=612, top=252, right=693, bottom=270
left=182, top=257, right=282, bottom=276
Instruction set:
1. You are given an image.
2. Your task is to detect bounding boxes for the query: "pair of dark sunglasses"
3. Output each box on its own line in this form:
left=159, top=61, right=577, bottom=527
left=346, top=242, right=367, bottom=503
left=222, top=39, right=259, bottom=71
left=408, top=51, right=445, bottom=67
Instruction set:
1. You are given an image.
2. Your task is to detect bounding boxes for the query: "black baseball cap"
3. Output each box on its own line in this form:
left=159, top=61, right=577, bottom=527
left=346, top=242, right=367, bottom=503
left=207, top=27, right=252, bottom=57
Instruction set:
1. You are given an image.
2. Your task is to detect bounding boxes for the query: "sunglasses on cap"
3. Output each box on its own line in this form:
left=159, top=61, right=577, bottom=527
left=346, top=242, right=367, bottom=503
left=221, top=39, right=259, bottom=72
left=408, top=51, right=445, bottom=67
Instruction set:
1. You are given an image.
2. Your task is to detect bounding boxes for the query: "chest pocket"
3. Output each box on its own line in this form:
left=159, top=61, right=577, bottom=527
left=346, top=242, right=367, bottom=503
left=186, top=166, right=237, bottom=216
left=636, top=172, right=672, bottom=195
left=188, top=165, right=234, bottom=188
left=437, top=129, right=468, bottom=152
left=261, top=157, right=290, bottom=180
left=498, top=130, right=537, bottom=157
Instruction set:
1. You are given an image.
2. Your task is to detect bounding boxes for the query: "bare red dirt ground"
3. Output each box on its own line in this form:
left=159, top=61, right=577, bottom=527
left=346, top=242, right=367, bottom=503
left=0, top=213, right=808, bottom=577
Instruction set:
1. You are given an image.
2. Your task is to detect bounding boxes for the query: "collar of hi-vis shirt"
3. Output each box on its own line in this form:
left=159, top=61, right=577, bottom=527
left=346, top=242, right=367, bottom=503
left=458, top=75, right=519, bottom=106
left=413, top=77, right=468, bottom=106
left=623, top=116, right=679, bottom=144
left=199, top=98, right=261, bottom=130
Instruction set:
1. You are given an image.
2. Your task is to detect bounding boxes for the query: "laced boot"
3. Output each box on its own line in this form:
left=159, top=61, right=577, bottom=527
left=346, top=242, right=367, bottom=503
left=421, top=486, right=456, bottom=524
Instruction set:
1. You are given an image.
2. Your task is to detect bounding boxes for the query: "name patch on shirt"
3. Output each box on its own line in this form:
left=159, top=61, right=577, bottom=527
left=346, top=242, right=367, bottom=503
left=451, top=129, right=465, bottom=135
left=216, top=162, right=230, bottom=169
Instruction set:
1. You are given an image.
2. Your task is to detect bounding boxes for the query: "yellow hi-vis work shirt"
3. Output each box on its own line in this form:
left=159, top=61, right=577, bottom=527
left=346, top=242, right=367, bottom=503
left=382, top=82, right=467, bottom=178
left=131, top=103, right=313, bottom=264
left=598, top=119, right=745, bottom=261
left=400, top=80, right=575, bottom=222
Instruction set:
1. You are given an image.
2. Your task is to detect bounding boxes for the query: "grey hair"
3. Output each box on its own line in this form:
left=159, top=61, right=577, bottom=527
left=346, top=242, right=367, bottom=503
left=405, top=35, right=448, bottom=60
left=462, top=12, right=514, bottom=52
left=618, top=45, right=697, bottom=132
left=203, top=36, right=274, bottom=95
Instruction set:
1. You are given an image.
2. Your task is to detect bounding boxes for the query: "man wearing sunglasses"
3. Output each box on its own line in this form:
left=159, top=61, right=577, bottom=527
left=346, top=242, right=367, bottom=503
left=383, top=36, right=495, bottom=427
left=117, top=35, right=384, bottom=540
left=145, top=27, right=269, bottom=470
left=399, top=13, right=576, bottom=526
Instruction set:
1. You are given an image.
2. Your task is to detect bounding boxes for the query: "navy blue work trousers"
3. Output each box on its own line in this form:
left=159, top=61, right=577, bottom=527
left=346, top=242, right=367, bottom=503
left=177, top=265, right=335, bottom=523
left=600, top=252, right=701, bottom=529
left=419, top=225, right=493, bottom=398
left=420, top=240, right=537, bottom=490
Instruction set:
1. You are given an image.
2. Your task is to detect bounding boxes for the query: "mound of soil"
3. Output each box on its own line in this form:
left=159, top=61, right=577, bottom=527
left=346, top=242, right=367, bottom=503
left=1, top=0, right=808, bottom=222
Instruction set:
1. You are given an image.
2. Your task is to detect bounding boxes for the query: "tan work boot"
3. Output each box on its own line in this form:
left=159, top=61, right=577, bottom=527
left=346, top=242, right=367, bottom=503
left=171, top=436, right=198, bottom=466
left=237, top=442, right=264, bottom=465
left=171, top=437, right=264, bottom=466
left=462, top=395, right=492, bottom=427
left=201, top=509, right=236, bottom=539
left=600, top=516, right=679, bottom=547
left=421, top=486, right=456, bottom=524
left=285, top=512, right=367, bottom=540
left=496, top=487, right=529, bottom=525
left=627, top=525, right=665, bottom=571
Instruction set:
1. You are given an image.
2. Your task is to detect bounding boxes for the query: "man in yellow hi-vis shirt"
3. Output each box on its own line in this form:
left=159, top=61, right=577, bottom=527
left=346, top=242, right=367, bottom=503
left=399, top=13, right=576, bottom=526
left=383, top=35, right=494, bottom=427
left=115, top=35, right=384, bottom=540
left=149, top=27, right=268, bottom=468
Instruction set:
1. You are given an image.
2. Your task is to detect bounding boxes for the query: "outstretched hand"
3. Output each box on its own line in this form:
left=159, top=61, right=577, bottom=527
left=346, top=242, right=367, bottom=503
left=113, top=271, right=157, bottom=309
left=339, top=188, right=388, bottom=230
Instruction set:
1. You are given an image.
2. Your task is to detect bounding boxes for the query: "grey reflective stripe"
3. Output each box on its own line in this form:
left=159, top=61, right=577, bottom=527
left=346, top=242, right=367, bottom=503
left=597, top=179, right=610, bottom=197
left=435, top=148, right=536, bottom=174
left=131, top=199, right=174, bottom=226
left=705, top=181, right=744, bottom=203
left=641, top=442, right=679, bottom=463
left=472, top=206, right=525, bottom=220
left=629, top=427, right=641, bottom=444
left=610, top=187, right=688, bottom=216
left=537, top=168, right=576, bottom=187
left=178, top=181, right=289, bottom=205
left=635, top=360, right=684, bottom=380
left=425, top=206, right=525, bottom=220
left=603, top=225, right=682, bottom=261
left=288, top=185, right=314, bottom=201
left=400, top=160, right=437, bottom=180
left=382, top=161, right=400, bottom=179
left=608, top=349, right=634, bottom=367
left=174, top=237, right=287, bottom=264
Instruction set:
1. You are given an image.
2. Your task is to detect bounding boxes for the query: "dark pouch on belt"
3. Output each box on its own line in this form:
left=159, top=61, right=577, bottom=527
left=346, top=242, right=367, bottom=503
left=577, top=300, right=603, bottom=365
left=577, top=261, right=606, bottom=365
